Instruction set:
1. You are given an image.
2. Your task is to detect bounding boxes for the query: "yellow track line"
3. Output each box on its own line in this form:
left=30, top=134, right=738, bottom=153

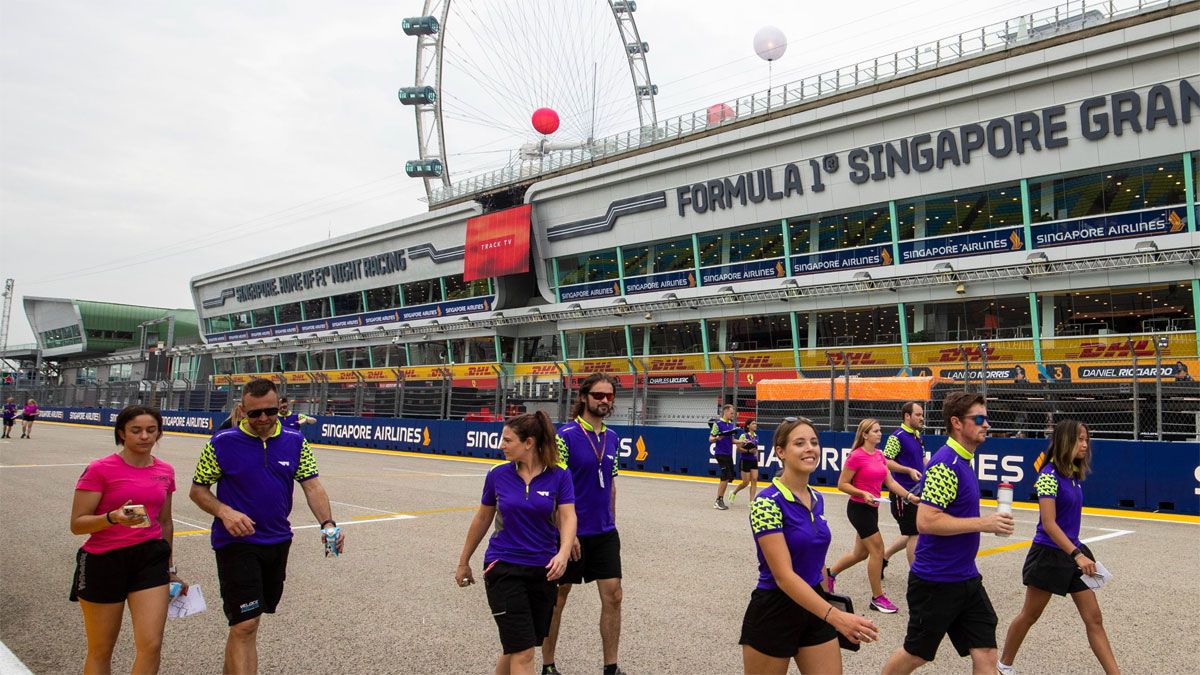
left=38, top=420, right=1200, bottom=525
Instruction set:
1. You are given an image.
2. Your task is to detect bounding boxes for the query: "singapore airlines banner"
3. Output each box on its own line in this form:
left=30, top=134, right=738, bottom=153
left=463, top=204, right=532, bottom=282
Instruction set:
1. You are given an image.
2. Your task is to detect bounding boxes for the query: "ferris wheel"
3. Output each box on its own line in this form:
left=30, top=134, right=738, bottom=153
left=399, top=1, right=659, bottom=203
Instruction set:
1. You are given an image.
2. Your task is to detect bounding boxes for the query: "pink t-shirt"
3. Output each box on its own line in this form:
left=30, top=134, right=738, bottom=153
left=75, top=453, right=176, bottom=554
left=844, top=447, right=888, bottom=505
left=23, top=405, right=37, bottom=416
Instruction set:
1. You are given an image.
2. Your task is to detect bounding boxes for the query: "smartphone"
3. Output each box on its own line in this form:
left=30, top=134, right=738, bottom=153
left=123, top=504, right=150, bottom=528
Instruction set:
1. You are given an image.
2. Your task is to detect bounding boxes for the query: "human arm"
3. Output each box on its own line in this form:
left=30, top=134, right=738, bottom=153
left=836, top=454, right=877, bottom=505
left=547, top=504, right=577, bottom=581
left=883, top=471, right=919, bottom=506
left=757, top=532, right=880, bottom=645
left=300, top=477, right=343, bottom=553
left=916, top=462, right=1012, bottom=535
left=70, top=492, right=146, bottom=534
left=883, top=435, right=921, bottom=481
left=885, top=458, right=921, bottom=482
left=189, top=441, right=256, bottom=536
left=1035, top=474, right=1095, bottom=575
left=709, top=422, right=720, bottom=443
left=455, top=504, right=497, bottom=586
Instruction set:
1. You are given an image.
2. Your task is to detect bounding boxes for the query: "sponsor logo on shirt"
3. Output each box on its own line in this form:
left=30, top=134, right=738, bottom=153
left=278, top=461, right=291, bottom=467
left=536, top=491, right=550, bottom=497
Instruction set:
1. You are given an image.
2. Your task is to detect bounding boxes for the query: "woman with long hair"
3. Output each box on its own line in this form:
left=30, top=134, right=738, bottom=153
left=824, top=418, right=920, bottom=614
left=998, top=420, right=1118, bottom=674
left=739, top=417, right=880, bottom=675
left=729, top=419, right=760, bottom=504
left=457, top=411, right=578, bottom=675
left=20, top=398, right=38, bottom=438
left=69, top=405, right=186, bottom=674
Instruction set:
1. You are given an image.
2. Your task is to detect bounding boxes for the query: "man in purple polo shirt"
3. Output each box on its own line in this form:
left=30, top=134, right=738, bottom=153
left=709, top=404, right=738, bottom=510
left=883, top=401, right=926, bottom=567
left=540, top=373, right=625, bottom=675
left=882, top=391, right=1014, bottom=675
left=190, top=378, right=343, bottom=675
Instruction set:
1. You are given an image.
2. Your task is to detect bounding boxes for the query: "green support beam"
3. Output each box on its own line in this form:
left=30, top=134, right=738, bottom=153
left=789, top=312, right=801, bottom=370
left=624, top=325, right=634, bottom=358
left=1193, top=280, right=1200, bottom=357
left=1029, top=292, right=1043, bottom=366
left=438, top=277, right=447, bottom=303
left=781, top=218, right=792, bottom=271
left=446, top=340, right=455, bottom=364
left=1020, top=178, right=1033, bottom=247
left=615, top=247, right=626, bottom=295
left=1184, top=151, right=1197, bottom=233
left=552, top=259, right=562, bottom=302
left=898, top=302, right=910, bottom=372
left=888, top=201, right=901, bottom=266
left=559, top=330, right=569, bottom=362
left=700, top=318, right=711, bottom=371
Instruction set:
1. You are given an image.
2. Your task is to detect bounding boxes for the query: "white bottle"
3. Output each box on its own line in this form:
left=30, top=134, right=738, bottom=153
left=995, top=482, right=1013, bottom=537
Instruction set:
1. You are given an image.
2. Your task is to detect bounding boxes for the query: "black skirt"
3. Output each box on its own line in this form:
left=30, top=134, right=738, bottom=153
left=1022, top=542, right=1094, bottom=596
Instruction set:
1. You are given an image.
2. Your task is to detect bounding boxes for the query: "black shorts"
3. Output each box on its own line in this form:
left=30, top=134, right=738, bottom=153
left=739, top=455, right=759, bottom=472
left=215, top=540, right=292, bottom=625
left=560, top=529, right=621, bottom=585
left=70, top=538, right=170, bottom=603
left=2, top=417, right=12, bottom=427
left=890, top=495, right=919, bottom=536
left=716, top=454, right=736, bottom=481
left=739, top=586, right=839, bottom=658
left=903, top=574, right=997, bottom=662
left=846, top=500, right=880, bottom=538
left=22, top=414, right=36, bottom=422
left=1023, top=543, right=1093, bottom=596
left=484, top=561, right=558, bottom=654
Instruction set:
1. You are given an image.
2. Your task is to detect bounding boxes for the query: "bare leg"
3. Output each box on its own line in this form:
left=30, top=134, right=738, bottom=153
left=540, top=584, right=571, bottom=666
left=1000, top=586, right=1052, bottom=666
left=498, top=648, right=535, bottom=675
left=731, top=473, right=750, bottom=496
left=717, top=479, right=729, bottom=498
left=597, top=578, right=622, bottom=666
left=968, top=648, right=998, bottom=675
left=1071, top=589, right=1119, bottom=674
left=747, top=470, right=758, bottom=501
left=829, top=536, right=868, bottom=576
left=905, top=536, right=917, bottom=566
left=742, top=645, right=790, bottom=675
left=863, top=533, right=885, bottom=598
left=126, top=585, right=169, bottom=674
left=881, top=647, right=927, bottom=675
left=793, top=639, right=842, bottom=675
left=78, top=599, right=124, bottom=675
left=224, top=616, right=260, bottom=675
left=883, top=535, right=909, bottom=561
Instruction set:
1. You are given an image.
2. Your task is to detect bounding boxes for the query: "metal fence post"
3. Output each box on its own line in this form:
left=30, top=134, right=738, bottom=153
left=960, top=346, right=971, bottom=392
left=731, top=355, right=741, bottom=415
left=1154, top=336, right=1168, bottom=440
left=353, top=372, right=366, bottom=416
left=1128, top=338, right=1139, bottom=439
left=493, top=365, right=504, bottom=419
left=979, top=342, right=989, bottom=399
left=842, top=353, right=851, bottom=433
left=826, top=352, right=836, bottom=430
left=440, top=368, right=451, bottom=420
left=640, top=358, right=650, bottom=425
left=395, top=370, right=406, bottom=418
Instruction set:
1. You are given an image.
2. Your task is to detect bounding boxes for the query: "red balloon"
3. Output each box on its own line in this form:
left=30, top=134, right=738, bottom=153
left=531, top=107, right=560, bottom=135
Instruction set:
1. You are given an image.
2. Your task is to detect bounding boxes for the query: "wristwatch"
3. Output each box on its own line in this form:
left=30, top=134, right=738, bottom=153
left=168, top=565, right=177, bottom=574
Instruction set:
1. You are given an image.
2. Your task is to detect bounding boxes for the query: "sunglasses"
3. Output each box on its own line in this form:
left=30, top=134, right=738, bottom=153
left=246, top=407, right=279, bottom=419
left=587, top=391, right=615, bottom=402
left=963, top=414, right=989, bottom=426
left=782, top=416, right=814, bottom=425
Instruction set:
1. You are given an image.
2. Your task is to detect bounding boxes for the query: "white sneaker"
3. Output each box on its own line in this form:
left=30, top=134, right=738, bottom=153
left=997, top=662, right=1016, bottom=675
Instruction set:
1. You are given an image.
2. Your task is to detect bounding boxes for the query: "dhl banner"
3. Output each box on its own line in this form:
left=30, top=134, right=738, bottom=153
left=565, top=357, right=633, bottom=375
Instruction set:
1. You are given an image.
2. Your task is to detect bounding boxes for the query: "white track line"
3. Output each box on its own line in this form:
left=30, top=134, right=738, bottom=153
left=0, top=639, right=33, bottom=675
left=330, top=499, right=400, bottom=515
left=1079, top=529, right=1134, bottom=545
left=173, top=517, right=209, bottom=530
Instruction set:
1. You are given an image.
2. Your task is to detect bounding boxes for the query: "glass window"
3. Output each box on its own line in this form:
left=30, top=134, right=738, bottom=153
left=444, top=274, right=490, bottom=301
left=788, top=219, right=813, bottom=256
left=332, top=292, right=363, bottom=317
left=464, top=337, right=497, bottom=362
left=213, top=358, right=234, bottom=376
left=369, top=345, right=394, bottom=367
left=557, top=249, right=618, bottom=286
left=1027, top=157, right=1186, bottom=222
left=815, top=306, right=901, bottom=347
left=339, top=346, right=370, bottom=368
left=252, top=307, right=275, bottom=328
left=311, top=349, right=336, bottom=370
left=207, top=315, right=232, bottom=333
left=277, top=303, right=301, bottom=324
left=623, top=244, right=650, bottom=277
left=788, top=203, right=889, bottom=253
left=303, top=298, right=330, bottom=320
left=1047, top=284, right=1193, bottom=336
left=402, top=279, right=441, bottom=306
left=516, top=334, right=560, bottom=362
left=711, top=314, right=794, bottom=351
left=897, top=184, right=1021, bottom=239
left=366, top=286, right=401, bottom=312
left=630, top=321, right=705, bottom=355
left=565, top=328, right=626, bottom=359
left=230, top=311, right=252, bottom=330
left=408, top=341, right=448, bottom=366
left=904, top=296, right=1031, bottom=343
left=279, top=352, right=299, bottom=372
left=235, top=356, right=259, bottom=374
left=498, top=336, right=516, bottom=363
left=729, top=224, right=783, bottom=262
left=41, top=325, right=82, bottom=348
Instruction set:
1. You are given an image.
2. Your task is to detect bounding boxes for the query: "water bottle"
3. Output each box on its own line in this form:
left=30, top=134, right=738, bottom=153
left=168, top=582, right=183, bottom=599
left=995, top=482, right=1013, bottom=537
left=322, top=526, right=342, bottom=557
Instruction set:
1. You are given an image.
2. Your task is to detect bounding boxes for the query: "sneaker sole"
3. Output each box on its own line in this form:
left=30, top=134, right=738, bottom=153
left=870, top=604, right=899, bottom=614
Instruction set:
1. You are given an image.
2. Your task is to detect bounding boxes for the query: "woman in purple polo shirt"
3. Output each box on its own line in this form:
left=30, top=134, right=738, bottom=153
left=457, top=411, right=577, bottom=675
left=998, top=420, right=1119, bottom=674
left=740, top=417, right=880, bottom=675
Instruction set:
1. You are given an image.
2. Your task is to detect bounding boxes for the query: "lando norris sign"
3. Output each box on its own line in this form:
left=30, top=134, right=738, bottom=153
left=675, top=79, right=1197, bottom=217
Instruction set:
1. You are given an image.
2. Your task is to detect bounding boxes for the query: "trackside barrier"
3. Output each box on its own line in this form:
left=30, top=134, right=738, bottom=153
left=38, top=407, right=1199, bottom=516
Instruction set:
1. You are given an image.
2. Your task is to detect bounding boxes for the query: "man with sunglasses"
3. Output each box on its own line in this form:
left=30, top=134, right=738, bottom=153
left=540, top=373, right=625, bottom=675
left=190, top=378, right=344, bottom=674
left=883, top=392, right=1014, bottom=675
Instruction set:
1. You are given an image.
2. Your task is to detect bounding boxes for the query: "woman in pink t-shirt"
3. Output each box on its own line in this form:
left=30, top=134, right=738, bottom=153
left=824, top=418, right=920, bottom=615
left=20, top=398, right=38, bottom=438
left=69, top=405, right=184, bottom=675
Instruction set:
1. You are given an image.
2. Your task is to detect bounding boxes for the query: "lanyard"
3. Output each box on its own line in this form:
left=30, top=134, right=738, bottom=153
left=580, top=423, right=607, bottom=489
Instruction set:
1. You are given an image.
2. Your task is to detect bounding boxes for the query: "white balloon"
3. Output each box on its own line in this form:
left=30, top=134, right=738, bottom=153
left=753, top=26, right=787, bottom=62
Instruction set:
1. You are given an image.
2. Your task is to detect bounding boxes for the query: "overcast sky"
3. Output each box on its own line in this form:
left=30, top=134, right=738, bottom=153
left=0, top=0, right=1058, bottom=345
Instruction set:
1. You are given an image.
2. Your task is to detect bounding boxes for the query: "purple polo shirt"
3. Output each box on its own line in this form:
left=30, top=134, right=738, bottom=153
left=192, top=419, right=319, bottom=549
left=883, top=424, right=925, bottom=492
left=1033, top=463, right=1083, bottom=549
left=481, top=462, right=575, bottom=567
left=738, top=431, right=759, bottom=459
left=556, top=417, right=619, bottom=537
left=750, top=479, right=831, bottom=589
left=711, top=419, right=738, bottom=456
left=911, top=439, right=982, bottom=583
left=279, top=412, right=311, bottom=430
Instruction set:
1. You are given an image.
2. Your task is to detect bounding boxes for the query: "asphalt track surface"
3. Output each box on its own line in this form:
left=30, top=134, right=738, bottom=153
left=2, top=422, right=1198, bottom=674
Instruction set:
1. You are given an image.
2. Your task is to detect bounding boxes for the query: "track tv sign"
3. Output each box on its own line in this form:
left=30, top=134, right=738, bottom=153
left=675, top=79, right=1197, bottom=217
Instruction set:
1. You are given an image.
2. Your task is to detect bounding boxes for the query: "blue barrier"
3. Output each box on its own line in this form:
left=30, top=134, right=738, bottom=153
left=39, top=407, right=1199, bottom=515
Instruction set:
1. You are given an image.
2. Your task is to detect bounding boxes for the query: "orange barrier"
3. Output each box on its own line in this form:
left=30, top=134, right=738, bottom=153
left=756, top=376, right=950, bottom=401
